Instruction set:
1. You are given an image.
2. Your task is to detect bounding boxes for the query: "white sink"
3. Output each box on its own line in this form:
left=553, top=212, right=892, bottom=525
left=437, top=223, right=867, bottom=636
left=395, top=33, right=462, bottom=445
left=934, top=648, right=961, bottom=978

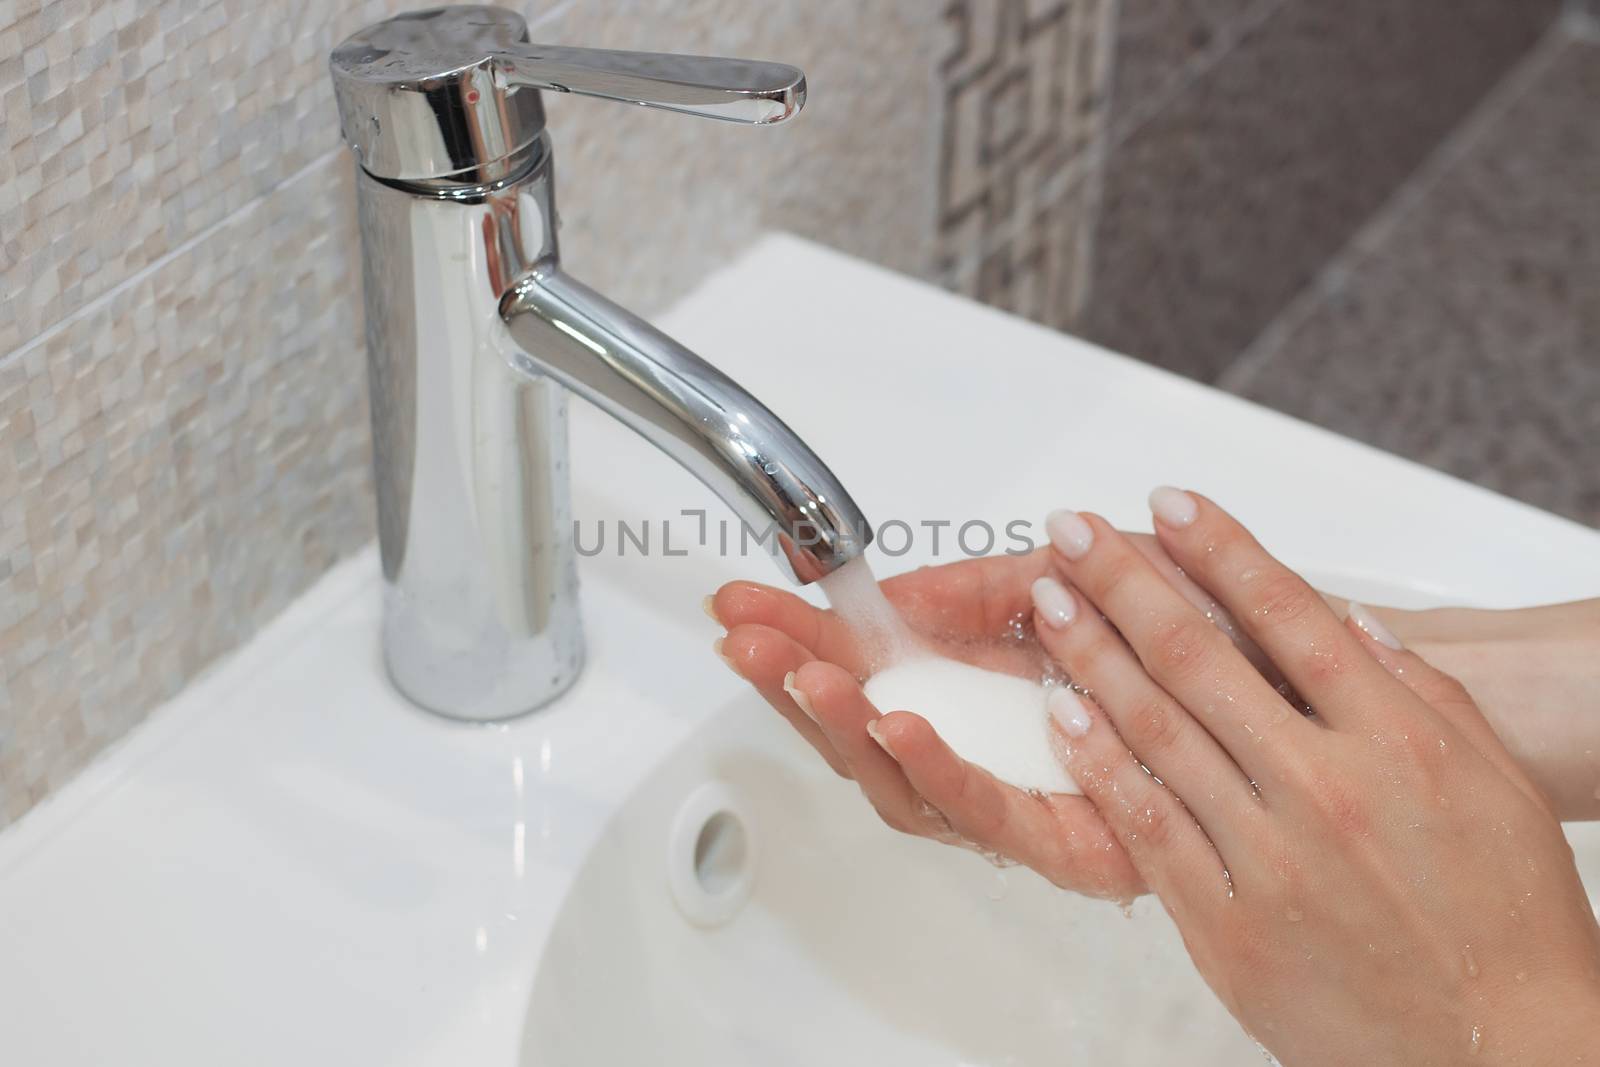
left=3, top=235, right=1598, bottom=1065
left=524, top=692, right=1259, bottom=1065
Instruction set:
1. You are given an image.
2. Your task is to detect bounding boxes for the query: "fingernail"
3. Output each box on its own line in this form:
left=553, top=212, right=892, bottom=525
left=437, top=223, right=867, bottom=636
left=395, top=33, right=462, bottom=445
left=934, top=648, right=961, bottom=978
left=1149, top=486, right=1198, bottom=529
left=701, top=594, right=720, bottom=623
left=1030, top=576, right=1077, bottom=628
left=713, top=635, right=736, bottom=670
left=865, top=719, right=898, bottom=759
left=1046, top=509, right=1094, bottom=560
left=1347, top=602, right=1403, bottom=650
left=782, top=670, right=819, bottom=721
left=1048, top=687, right=1092, bottom=738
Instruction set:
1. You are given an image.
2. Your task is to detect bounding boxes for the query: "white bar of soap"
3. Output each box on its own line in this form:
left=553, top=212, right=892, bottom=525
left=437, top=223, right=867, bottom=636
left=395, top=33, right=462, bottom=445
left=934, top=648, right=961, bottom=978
left=863, top=657, right=1079, bottom=795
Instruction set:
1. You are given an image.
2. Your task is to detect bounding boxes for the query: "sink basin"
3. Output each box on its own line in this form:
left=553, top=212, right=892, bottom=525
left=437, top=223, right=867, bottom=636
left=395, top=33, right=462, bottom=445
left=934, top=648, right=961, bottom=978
left=524, top=694, right=1256, bottom=1065
left=3, top=235, right=1598, bottom=1065
left=521, top=594, right=1600, bottom=1067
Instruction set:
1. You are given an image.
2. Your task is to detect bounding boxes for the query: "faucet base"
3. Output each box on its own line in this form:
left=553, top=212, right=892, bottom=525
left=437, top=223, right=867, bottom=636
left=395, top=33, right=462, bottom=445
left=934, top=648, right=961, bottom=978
left=381, top=596, right=586, bottom=723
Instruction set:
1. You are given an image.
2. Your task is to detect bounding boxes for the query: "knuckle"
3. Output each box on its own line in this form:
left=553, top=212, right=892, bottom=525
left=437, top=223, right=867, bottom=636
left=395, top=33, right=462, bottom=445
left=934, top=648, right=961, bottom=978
left=1124, top=695, right=1184, bottom=755
left=1305, top=774, right=1370, bottom=838
left=1069, top=625, right=1126, bottom=676
left=1296, top=641, right=1353, bottom=687
left=1088, top=548, right=1143, bottom=604
left=1147, top=617, right=1217, bottom=682
left=1250, top=572, right=1319, bottom=627
left=1133, top=799, right=1176, bottom=850
left=874, top=807, right=917, bottom=835
left=1417, top=670, right=1473, bottom=709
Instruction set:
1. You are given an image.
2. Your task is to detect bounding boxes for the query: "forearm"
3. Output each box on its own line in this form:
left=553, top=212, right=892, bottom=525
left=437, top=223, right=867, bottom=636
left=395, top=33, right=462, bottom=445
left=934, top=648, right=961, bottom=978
left=1376, top=599, right=1600, bottom=820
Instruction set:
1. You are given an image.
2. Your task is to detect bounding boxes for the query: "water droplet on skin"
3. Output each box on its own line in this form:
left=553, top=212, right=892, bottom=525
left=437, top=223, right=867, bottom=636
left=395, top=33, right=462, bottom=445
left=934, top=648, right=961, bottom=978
left=1514, top=971, right=1528, bottom=984
left=1285, top=906, right=1304, bottom=922
left=1469, top=1024, right=1483, bottom=1055
left=1438, top=794, right=1452, bottom=810
left=1268, top=703, right=1290, bottom=726
left=1462, top=946, right=1479, bottom=978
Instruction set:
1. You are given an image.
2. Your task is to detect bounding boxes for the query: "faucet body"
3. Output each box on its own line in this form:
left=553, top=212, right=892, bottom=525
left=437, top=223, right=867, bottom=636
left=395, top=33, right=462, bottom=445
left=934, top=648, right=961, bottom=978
left=335, top=7, right=870, bottom=720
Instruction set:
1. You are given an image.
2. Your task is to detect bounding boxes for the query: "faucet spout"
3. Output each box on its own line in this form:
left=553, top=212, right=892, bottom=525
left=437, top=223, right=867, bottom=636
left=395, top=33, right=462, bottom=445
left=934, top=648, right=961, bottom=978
left=499, top=270, right=872, bottom=584
left=332, top=6, right=859, bottom=720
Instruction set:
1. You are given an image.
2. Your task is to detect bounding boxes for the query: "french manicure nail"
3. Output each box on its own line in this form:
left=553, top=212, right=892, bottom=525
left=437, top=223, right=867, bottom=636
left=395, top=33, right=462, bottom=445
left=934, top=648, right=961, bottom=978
left=1347, top=602, right=1403, bottom=650
left=782, top=670, right=819, bottom=721
left=1030, top=576, right=1077, bottom=628
left=866, top=719, right=897, bottom=758
left=1046, top=509, right=1094, bottom=560
left=701, top=594, right=720, bottom=623
left=1048, top=687, right=1092, bottom=738
left=1149, top=486, right=1198, bottom=529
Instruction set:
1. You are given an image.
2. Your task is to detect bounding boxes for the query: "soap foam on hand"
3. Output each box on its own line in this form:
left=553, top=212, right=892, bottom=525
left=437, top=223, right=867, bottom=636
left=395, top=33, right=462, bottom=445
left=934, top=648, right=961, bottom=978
left=820, top=557, right=1079, bottom=795
left=863, top=658, right=1080, bottom=796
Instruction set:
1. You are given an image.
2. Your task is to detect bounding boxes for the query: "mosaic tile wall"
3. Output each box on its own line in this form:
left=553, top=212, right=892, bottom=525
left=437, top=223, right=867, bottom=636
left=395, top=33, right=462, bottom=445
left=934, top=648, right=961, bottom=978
left=0, top=0, right=1574, bottom=828
left=0, top=0, right=943, bottom=829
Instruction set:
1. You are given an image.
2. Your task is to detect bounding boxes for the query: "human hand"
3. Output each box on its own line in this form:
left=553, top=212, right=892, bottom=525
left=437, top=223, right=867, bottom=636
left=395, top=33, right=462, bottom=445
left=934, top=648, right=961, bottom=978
left=709, top=547, right=1144, bottom=899
left=1032, top=490, right=1600, bottom=1063
left=709, top=530, right=1265, bottom=899
left=1345, top=599, right=1600, bottom=821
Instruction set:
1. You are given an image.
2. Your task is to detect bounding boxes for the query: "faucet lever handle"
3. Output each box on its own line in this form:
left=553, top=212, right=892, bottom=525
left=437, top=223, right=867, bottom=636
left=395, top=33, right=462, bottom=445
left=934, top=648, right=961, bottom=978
left=331, top=5, right=804, bottom=183
left=498, top=44, right=804, bottom=126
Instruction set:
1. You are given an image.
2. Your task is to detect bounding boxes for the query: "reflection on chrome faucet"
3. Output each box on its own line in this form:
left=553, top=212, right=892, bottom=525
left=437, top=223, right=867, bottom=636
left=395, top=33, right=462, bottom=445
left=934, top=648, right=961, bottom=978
left=330, top=7, right=871, bottom=721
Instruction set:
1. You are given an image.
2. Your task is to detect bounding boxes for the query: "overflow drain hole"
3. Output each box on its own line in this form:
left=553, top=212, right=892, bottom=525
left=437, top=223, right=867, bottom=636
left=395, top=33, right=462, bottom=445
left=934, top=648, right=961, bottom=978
left=668, top=783, right=758, bottom=927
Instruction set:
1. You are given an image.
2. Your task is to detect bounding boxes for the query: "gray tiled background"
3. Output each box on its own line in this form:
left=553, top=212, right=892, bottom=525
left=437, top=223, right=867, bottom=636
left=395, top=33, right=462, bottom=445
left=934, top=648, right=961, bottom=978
left=0, top=0, right=1588, bottom=828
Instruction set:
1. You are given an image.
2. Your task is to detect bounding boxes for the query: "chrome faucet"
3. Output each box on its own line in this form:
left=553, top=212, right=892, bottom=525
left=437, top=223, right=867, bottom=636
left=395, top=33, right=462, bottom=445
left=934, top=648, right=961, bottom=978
left=329, top=6, right=872, bottom=721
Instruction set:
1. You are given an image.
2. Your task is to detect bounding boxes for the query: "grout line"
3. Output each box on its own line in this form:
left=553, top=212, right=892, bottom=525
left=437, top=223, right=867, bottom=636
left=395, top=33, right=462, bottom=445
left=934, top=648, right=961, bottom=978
left=1105, top=0, right=1290, bottom=150
left=0, top=0, right=577, bottom=375
left=0, top=146, right=344, bottom=373
left=525, top=0, right=579, bottom=34
left=1214, top=23, right=1576, bottom=394
left=1064, top=0, right=1125, bottom=326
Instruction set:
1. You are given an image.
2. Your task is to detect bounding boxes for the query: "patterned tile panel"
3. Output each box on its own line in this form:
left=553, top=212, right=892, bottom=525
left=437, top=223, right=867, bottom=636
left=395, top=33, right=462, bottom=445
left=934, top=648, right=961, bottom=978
left=934, top=0, right=1113, bottom=329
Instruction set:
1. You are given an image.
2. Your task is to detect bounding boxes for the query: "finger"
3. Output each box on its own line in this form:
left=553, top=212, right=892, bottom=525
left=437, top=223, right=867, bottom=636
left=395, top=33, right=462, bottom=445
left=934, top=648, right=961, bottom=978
left=1030, top=576, right=1263, bottom=852
left=1047, top=509, right=1313, bottom=779
left=877, top=549, right=1056, bottom=641
left=788, top=661, right=957, bottom=840
left=716, top=549, right=1060, bottom=649
left=714, top=561, right=1051, bottom=679
left=1146, top=488, right=1427, bottom=734
left=717, top=623, right=850, bottom=777
left=713, top=582, right=868, bottom=674
left=871, top=709, right=1146, bottom=900
left=1344, top=606, right=1553, bottom=815
left=1051, top=688, right=1231, bottom=910
left=1130, top=535, right=1283, bottom=686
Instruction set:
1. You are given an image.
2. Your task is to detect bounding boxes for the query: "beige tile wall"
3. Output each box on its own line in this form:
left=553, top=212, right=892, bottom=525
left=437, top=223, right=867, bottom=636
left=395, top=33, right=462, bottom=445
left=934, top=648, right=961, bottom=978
left=0, top=0, right=945, bottom=829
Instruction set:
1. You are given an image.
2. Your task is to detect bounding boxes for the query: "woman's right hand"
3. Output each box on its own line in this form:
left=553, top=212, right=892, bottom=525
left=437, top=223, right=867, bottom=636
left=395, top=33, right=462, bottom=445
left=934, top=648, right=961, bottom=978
left=709, top=548, right=1148, bottom=900
left=707, top=532, right=1269, bottom=900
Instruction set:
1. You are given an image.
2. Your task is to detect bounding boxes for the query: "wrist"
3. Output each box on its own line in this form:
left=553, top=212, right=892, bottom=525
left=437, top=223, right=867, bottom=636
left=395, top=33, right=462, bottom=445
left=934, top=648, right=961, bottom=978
left=1381, top=601, right=1600, bottom=819
left=1485, top=977, right=1600, bottom=1063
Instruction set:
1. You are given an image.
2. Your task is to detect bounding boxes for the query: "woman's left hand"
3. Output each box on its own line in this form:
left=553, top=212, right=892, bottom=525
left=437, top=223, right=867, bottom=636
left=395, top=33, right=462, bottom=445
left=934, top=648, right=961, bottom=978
left=1028, top=490, right=1600, bottom=1064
